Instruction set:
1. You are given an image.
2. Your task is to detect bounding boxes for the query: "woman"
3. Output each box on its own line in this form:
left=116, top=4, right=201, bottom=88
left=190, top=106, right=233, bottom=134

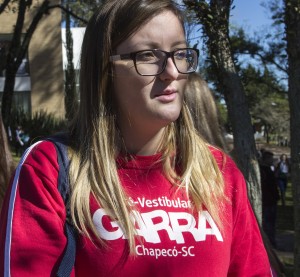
left=0, top=0, right=270, bottom=276
left=259, top=151, right=280, bottom=248
left=184, top=72, right=227, bottom=151
left=275, top=154, right=290, bottom=206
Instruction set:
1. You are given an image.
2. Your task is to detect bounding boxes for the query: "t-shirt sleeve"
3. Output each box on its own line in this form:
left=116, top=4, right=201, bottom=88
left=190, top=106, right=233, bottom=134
left=225, top=158, right=272, bottom=276
left=0, top=141, right=73, bottom=277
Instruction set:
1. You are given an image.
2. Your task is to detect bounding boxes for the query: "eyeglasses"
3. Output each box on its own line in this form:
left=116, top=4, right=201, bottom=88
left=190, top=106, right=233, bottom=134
left=110, top=48, right=199, bottom=76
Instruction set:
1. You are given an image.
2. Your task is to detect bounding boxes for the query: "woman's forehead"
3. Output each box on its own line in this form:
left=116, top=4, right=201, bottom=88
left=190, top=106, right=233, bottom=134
left=116, top=11, right=185, bottom=51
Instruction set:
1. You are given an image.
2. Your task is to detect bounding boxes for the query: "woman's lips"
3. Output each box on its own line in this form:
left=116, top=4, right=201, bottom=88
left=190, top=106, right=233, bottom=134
left=155, top=89, right=177, bottom=103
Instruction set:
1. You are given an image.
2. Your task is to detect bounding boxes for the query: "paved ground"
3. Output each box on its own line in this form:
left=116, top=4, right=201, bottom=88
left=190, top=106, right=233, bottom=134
left=276, top=230, right=294, bottom=260
left=259, top=144, right=294, bottom=275
left=253, top=143, right=294, bottom=275
left=256, top=142, right=290, bottom=160
left=275, top=230, right=294, bottom=276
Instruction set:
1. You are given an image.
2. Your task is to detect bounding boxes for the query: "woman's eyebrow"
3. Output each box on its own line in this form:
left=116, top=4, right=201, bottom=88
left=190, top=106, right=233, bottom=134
left=171, top=40, right=188, bottom=48
left=132, top=40, right=187, bottom=50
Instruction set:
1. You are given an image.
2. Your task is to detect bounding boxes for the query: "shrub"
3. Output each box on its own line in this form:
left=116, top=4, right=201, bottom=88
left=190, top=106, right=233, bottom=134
left=9, top=109, right=67, bottom=145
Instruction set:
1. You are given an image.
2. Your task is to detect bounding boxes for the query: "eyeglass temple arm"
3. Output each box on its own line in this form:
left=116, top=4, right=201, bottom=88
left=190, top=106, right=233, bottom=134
left=110, top=54, right=131, bottom=62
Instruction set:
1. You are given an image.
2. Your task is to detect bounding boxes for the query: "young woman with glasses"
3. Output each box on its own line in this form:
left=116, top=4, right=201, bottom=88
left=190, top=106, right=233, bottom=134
left=0, top=0, right=271, bottom=276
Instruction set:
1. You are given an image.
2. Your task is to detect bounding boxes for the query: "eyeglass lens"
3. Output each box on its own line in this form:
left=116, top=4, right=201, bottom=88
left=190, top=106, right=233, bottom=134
left=135, top=49, right=197, bottom=76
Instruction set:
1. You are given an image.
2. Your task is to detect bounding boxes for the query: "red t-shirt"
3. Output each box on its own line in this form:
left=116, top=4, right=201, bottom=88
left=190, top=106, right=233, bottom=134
left=0, top=141, right=271, bottom=276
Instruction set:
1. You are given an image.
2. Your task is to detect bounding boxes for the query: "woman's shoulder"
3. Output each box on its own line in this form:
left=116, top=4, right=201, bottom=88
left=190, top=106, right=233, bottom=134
left=208, top=145, right=238, bottom=172
left=23, top=140, right=58, bottom=165
left=18, top=140, right=60, bottom=183
left=208, top=145, right=246, bottom=198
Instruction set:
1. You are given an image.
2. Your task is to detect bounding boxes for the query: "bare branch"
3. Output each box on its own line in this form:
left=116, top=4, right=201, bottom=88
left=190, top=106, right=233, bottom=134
left=48, top=4, right=88, bottom=24
left=17, top=0, right=50, bottom=65
left=0, top=0, right=11, bottom=14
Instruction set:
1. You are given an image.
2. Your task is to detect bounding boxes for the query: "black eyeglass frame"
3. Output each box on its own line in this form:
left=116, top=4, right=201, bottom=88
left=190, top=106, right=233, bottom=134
left=110, top=48, right=199, bottom=76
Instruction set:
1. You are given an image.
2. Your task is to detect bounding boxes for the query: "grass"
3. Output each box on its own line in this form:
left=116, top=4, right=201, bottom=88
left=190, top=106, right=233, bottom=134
left=10, top=144, right=22, bottom=165
left=12, top=153, right=21, bottom=164
left=275, top=181, right=294, bottom=276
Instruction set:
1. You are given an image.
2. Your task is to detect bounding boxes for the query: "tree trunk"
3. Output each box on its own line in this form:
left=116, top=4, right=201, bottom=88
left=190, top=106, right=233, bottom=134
left=184, top=0, right=262, bottom=223
left=64, top=5, right=77, bottom=121
left=1, top=1, right=88, bottom=128
left=1, top=0, right=50, bottom=128
left=1, top=0, right=27, bottom=128
left=284, top=0, right=300, bottom=275
left=265, top=124, right=270, bottom=144
left=0, top=115, right=15, bottom=211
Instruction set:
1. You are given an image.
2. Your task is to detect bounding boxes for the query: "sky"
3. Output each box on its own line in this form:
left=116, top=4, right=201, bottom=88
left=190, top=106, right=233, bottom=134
left=230, top=0, right=273, bottom=35
left=62, top=1, right=275, bottom=69
left=186, top=0, right=275, bottom=49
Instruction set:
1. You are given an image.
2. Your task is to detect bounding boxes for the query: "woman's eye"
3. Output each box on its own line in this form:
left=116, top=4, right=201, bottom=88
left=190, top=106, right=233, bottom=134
left=136, top=51, right=157, bottom=62
left=174, top=51, right=187, bottom=60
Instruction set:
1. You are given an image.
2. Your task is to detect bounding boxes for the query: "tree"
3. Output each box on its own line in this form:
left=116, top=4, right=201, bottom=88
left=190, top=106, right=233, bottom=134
left=284, top=0, right=300, bottom=275
left=240, top=65, right=289, bottom=143
left=0, top=114, right=15, bottom=210
left=0, top=0, right=13, bottom=15
left=0, top=0, right=88, bottom=130
left=184, top=0, right=263, bottom=223
left=64, top=5, right=77, bottom=121
left=230, top=27, right=288, bottom=78
left=1, top=0, right=51, bottom=128
left=61, top=0, right=102, bottom=27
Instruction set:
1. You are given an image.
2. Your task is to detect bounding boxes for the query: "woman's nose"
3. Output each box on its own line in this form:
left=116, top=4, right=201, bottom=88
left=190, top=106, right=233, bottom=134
left=158, top=57, right=179, bottom=81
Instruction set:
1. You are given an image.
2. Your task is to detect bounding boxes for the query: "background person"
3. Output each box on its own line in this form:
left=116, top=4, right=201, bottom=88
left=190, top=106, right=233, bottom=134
left=275, top=154, right=290, bottom=206
left=184, top=72, right=227, bottom=151
left=14, top=125, right=25, bottom=156
left=0, top=1, right=271, bottom=276
left=14, top=125, right=30, bottom=157
left=259, top=151, right=280, bottom=248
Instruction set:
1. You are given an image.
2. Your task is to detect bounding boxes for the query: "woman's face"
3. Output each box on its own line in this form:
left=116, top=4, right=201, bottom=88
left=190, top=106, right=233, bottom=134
left=113, top=10, right=188, bottom=136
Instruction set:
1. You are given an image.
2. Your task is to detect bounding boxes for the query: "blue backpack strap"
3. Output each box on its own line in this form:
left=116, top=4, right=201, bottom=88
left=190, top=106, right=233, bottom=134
left=46, top=135, right=77, bottom=277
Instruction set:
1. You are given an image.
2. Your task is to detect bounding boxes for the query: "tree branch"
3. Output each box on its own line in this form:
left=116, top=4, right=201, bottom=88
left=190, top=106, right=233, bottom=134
left=48, top=4, right=88, bottom=24
left=16, top=0, right=50, bottom=66
left=236, top=50, right=288, bottom=74
left=0, top=0, right=11, bottom=14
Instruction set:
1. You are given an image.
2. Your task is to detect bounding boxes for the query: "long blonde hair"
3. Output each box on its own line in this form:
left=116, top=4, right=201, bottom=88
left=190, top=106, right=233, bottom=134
left=68, top=0, right=225, bottom=254
left=185, top=72, right=227, bottom=150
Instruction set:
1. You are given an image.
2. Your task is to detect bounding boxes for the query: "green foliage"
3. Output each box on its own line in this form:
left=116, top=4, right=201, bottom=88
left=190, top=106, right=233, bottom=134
left=230, top=28, right=263, bottom=59
left=9, top=109, right=67, bottom=144
left=184, top=0, right=290, bottom=142
left=61, top=0, right=104, bottom=27
left=241, top=65, right=289, bottom=137
left=229, top=3, right=287, bottom=76
left=215, top=101, right=228, bottom=131
left=263, top=0, right=285, bottom=25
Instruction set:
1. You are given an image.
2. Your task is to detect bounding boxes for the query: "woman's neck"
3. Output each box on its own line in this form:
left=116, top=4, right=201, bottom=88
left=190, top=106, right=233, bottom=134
left=120, top=125, right=166, bottom=156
